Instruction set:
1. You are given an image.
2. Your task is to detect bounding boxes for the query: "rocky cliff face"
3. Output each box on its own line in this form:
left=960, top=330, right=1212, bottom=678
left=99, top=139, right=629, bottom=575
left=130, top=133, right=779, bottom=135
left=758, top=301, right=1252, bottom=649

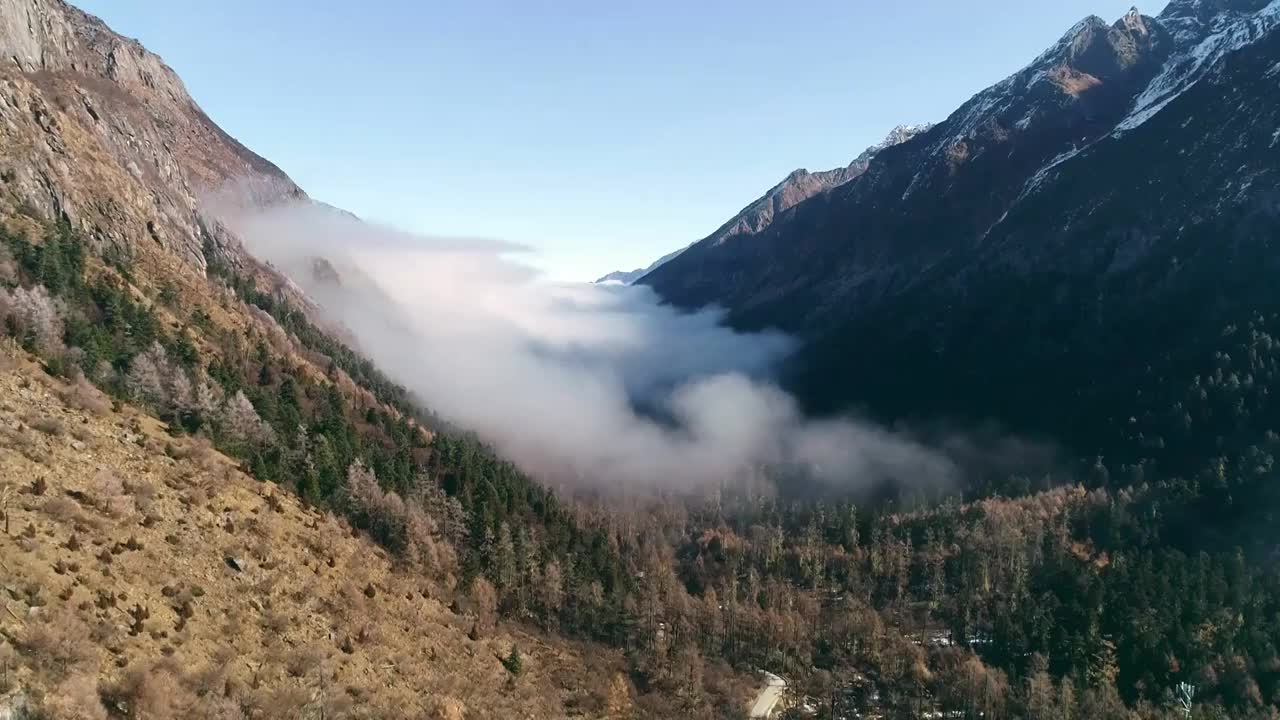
left=0, top=0, right=301, bottom=273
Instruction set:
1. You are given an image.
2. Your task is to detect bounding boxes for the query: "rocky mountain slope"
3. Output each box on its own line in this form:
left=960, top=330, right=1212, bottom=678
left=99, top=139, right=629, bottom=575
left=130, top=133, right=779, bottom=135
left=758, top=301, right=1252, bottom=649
left=0, top=2, right=763, bottom=717
left=594, top=124, right=930, bottom=286
left=0, top=0, right=299, bottom=274
left=5, top=2, right=1280, bottom=717
left=643, top=0, right=1280, bottom=465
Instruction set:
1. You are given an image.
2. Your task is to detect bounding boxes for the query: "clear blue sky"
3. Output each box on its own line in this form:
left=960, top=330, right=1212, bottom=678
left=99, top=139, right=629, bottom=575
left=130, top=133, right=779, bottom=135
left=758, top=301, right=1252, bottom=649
left=77, top=0, right=1161, bottom=281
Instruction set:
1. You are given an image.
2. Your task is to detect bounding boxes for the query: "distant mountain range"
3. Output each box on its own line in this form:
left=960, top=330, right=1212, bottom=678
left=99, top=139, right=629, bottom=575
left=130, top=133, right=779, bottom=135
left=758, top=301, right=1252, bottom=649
left=594, top=246, right=688, bottom=285
left=594, top=124, right=931, bottom=285
left=642, top=0, right=1280, bottom=469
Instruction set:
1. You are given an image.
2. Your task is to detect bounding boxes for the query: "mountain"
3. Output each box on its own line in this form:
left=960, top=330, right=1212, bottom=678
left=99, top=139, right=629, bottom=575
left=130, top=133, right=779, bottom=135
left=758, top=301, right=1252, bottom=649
left=0, top=356, right=630, bottom=719
left=9, top=2, right=1280, bottom=718
left=690, top=123, right=935, bottom=252
left=594, top=123, right=931, bottom=286
left=0, top=0, right=301, bottom=273
left=643, top=0, right=1280, bottom=466
left=594, top=245, right=687, bottom=285
left=0, top=2, right=702, bottom=717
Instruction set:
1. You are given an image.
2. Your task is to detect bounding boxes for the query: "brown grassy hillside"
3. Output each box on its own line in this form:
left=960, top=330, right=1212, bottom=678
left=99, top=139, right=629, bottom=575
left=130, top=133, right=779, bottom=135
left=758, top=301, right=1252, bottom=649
left=0, top=346, right=642, bottom=719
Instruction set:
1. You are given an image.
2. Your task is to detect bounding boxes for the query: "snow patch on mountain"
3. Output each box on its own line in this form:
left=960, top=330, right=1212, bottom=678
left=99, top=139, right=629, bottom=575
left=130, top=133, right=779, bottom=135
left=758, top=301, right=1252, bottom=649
left=959, top=16, right=1109, bottom=133
left=905, top=14, right=1113, bottom=199
left=1037, top=15, right=1110, bottom=64
left=1018, top=146, right=1087, bottom=201
left=857, top=124, right=934, bottom=161
left=1116, top=0, right=1280, bottom=134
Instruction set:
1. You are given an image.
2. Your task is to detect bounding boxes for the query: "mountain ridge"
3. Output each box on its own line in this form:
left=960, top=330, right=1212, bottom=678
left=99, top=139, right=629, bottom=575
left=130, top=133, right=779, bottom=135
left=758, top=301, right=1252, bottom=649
left=642, top=0, right=1280, bottom=461
left=4, top=2, right=1280, bottom=718
left=0, top=0, right=301, bottom=274
left=594, top=123, right=931, bottom=286
left=0, top=2, right=687, bottom=717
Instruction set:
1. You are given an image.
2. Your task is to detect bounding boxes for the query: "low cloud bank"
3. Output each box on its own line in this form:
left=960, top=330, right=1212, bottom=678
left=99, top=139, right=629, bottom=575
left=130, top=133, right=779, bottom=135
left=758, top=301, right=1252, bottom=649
left=219, top=201, right=957, bottom=492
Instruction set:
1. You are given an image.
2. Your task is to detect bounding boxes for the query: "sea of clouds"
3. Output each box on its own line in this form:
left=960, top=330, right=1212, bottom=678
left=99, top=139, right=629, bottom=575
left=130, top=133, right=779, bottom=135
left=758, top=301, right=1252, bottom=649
left=218, top=201, right=958, bottom=493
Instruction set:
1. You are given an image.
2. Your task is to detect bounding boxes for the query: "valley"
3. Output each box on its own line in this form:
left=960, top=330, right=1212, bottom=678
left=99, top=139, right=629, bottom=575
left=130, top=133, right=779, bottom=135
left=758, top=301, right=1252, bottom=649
left=1, top=0, right=1280, bottom=719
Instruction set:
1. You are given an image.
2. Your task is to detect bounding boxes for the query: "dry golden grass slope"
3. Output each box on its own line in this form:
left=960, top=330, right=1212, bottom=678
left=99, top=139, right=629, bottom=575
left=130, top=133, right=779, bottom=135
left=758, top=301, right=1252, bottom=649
left=0, top=347, right=638, bottom=720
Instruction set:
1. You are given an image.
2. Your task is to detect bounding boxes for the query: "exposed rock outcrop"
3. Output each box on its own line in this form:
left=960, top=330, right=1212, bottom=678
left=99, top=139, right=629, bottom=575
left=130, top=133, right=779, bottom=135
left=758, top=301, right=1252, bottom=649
left=0, top=0, right=301, bottom=273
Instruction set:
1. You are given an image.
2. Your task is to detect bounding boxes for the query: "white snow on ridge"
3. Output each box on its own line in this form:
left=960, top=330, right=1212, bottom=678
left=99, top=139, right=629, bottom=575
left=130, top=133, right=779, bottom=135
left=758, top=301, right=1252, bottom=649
left=1116, top=0, right=1280, bottom=134
left=903, top=2, right=1280, bottom=205
left=1017, top=146, right=1086, bottom=202
left=917, top=12, right=1120, bottom=173
left=1028, top=16, right=1108, bottom=69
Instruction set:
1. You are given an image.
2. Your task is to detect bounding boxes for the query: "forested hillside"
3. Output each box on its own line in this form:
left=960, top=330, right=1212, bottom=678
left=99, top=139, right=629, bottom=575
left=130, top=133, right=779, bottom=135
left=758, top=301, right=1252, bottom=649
left=631, top=1, right=1280, bottom=717
left=3, top=0, right=1280, bottom=718
left=6, top=218, right=1279, bottom=718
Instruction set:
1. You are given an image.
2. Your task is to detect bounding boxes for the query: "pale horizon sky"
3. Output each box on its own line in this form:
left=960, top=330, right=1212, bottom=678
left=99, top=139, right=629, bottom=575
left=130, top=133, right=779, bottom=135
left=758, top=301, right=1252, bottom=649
left=77, top=1, right=1164, bottom=281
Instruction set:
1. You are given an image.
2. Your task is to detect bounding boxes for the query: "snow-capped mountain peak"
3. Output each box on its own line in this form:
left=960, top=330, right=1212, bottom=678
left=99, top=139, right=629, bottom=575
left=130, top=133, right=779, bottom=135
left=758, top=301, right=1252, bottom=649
left=1116, top=0, right=1280, bottom=132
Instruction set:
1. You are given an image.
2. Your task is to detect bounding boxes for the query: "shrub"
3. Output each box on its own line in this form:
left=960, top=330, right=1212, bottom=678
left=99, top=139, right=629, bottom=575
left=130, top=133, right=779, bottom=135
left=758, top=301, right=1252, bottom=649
left=260, top=609, right=290, bottom=634
left=26, top=412, right=65, bottom=436
left=186, top=647, right=233, bottom=698
left=89, top=470, right=133, bottom=518
left=122, top=477, right=157, bottom=514
left=168, top=436, right=213, bottom=464
left=105, top=661, right=199, bottom=720
left=246, top=685, right=310, bottom=719
left=0, top=425, right=34, bottom=457
left=284, top=642, right=328, bottom=678
left=70, top=422, right=93, bottom=443
left=40, top=672, right=109, bottom=720
left=16, top=610, right=96, bottom=678
left=60, top=372, right=110, bottom=416
left=42, top=495, right=81, bottom=523
left=425, top=696, right=466, bottom=720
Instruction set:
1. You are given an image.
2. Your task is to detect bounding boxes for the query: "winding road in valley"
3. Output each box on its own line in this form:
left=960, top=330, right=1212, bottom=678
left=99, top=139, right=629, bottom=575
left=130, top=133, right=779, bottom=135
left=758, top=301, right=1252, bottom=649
left=749, top=671, right=787, bottom=718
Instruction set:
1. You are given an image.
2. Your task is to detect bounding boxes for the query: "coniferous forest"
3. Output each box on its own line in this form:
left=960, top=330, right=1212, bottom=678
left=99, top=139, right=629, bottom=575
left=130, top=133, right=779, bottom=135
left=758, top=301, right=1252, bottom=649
left=5, top=219, right=1280, bottom=719
left=7, top=1, right=1280, bottom=717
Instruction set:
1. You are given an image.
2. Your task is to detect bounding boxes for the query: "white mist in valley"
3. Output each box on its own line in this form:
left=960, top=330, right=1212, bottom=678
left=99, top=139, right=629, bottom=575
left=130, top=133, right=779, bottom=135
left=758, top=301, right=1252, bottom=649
left=217, top=201, right=956, bottom=492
